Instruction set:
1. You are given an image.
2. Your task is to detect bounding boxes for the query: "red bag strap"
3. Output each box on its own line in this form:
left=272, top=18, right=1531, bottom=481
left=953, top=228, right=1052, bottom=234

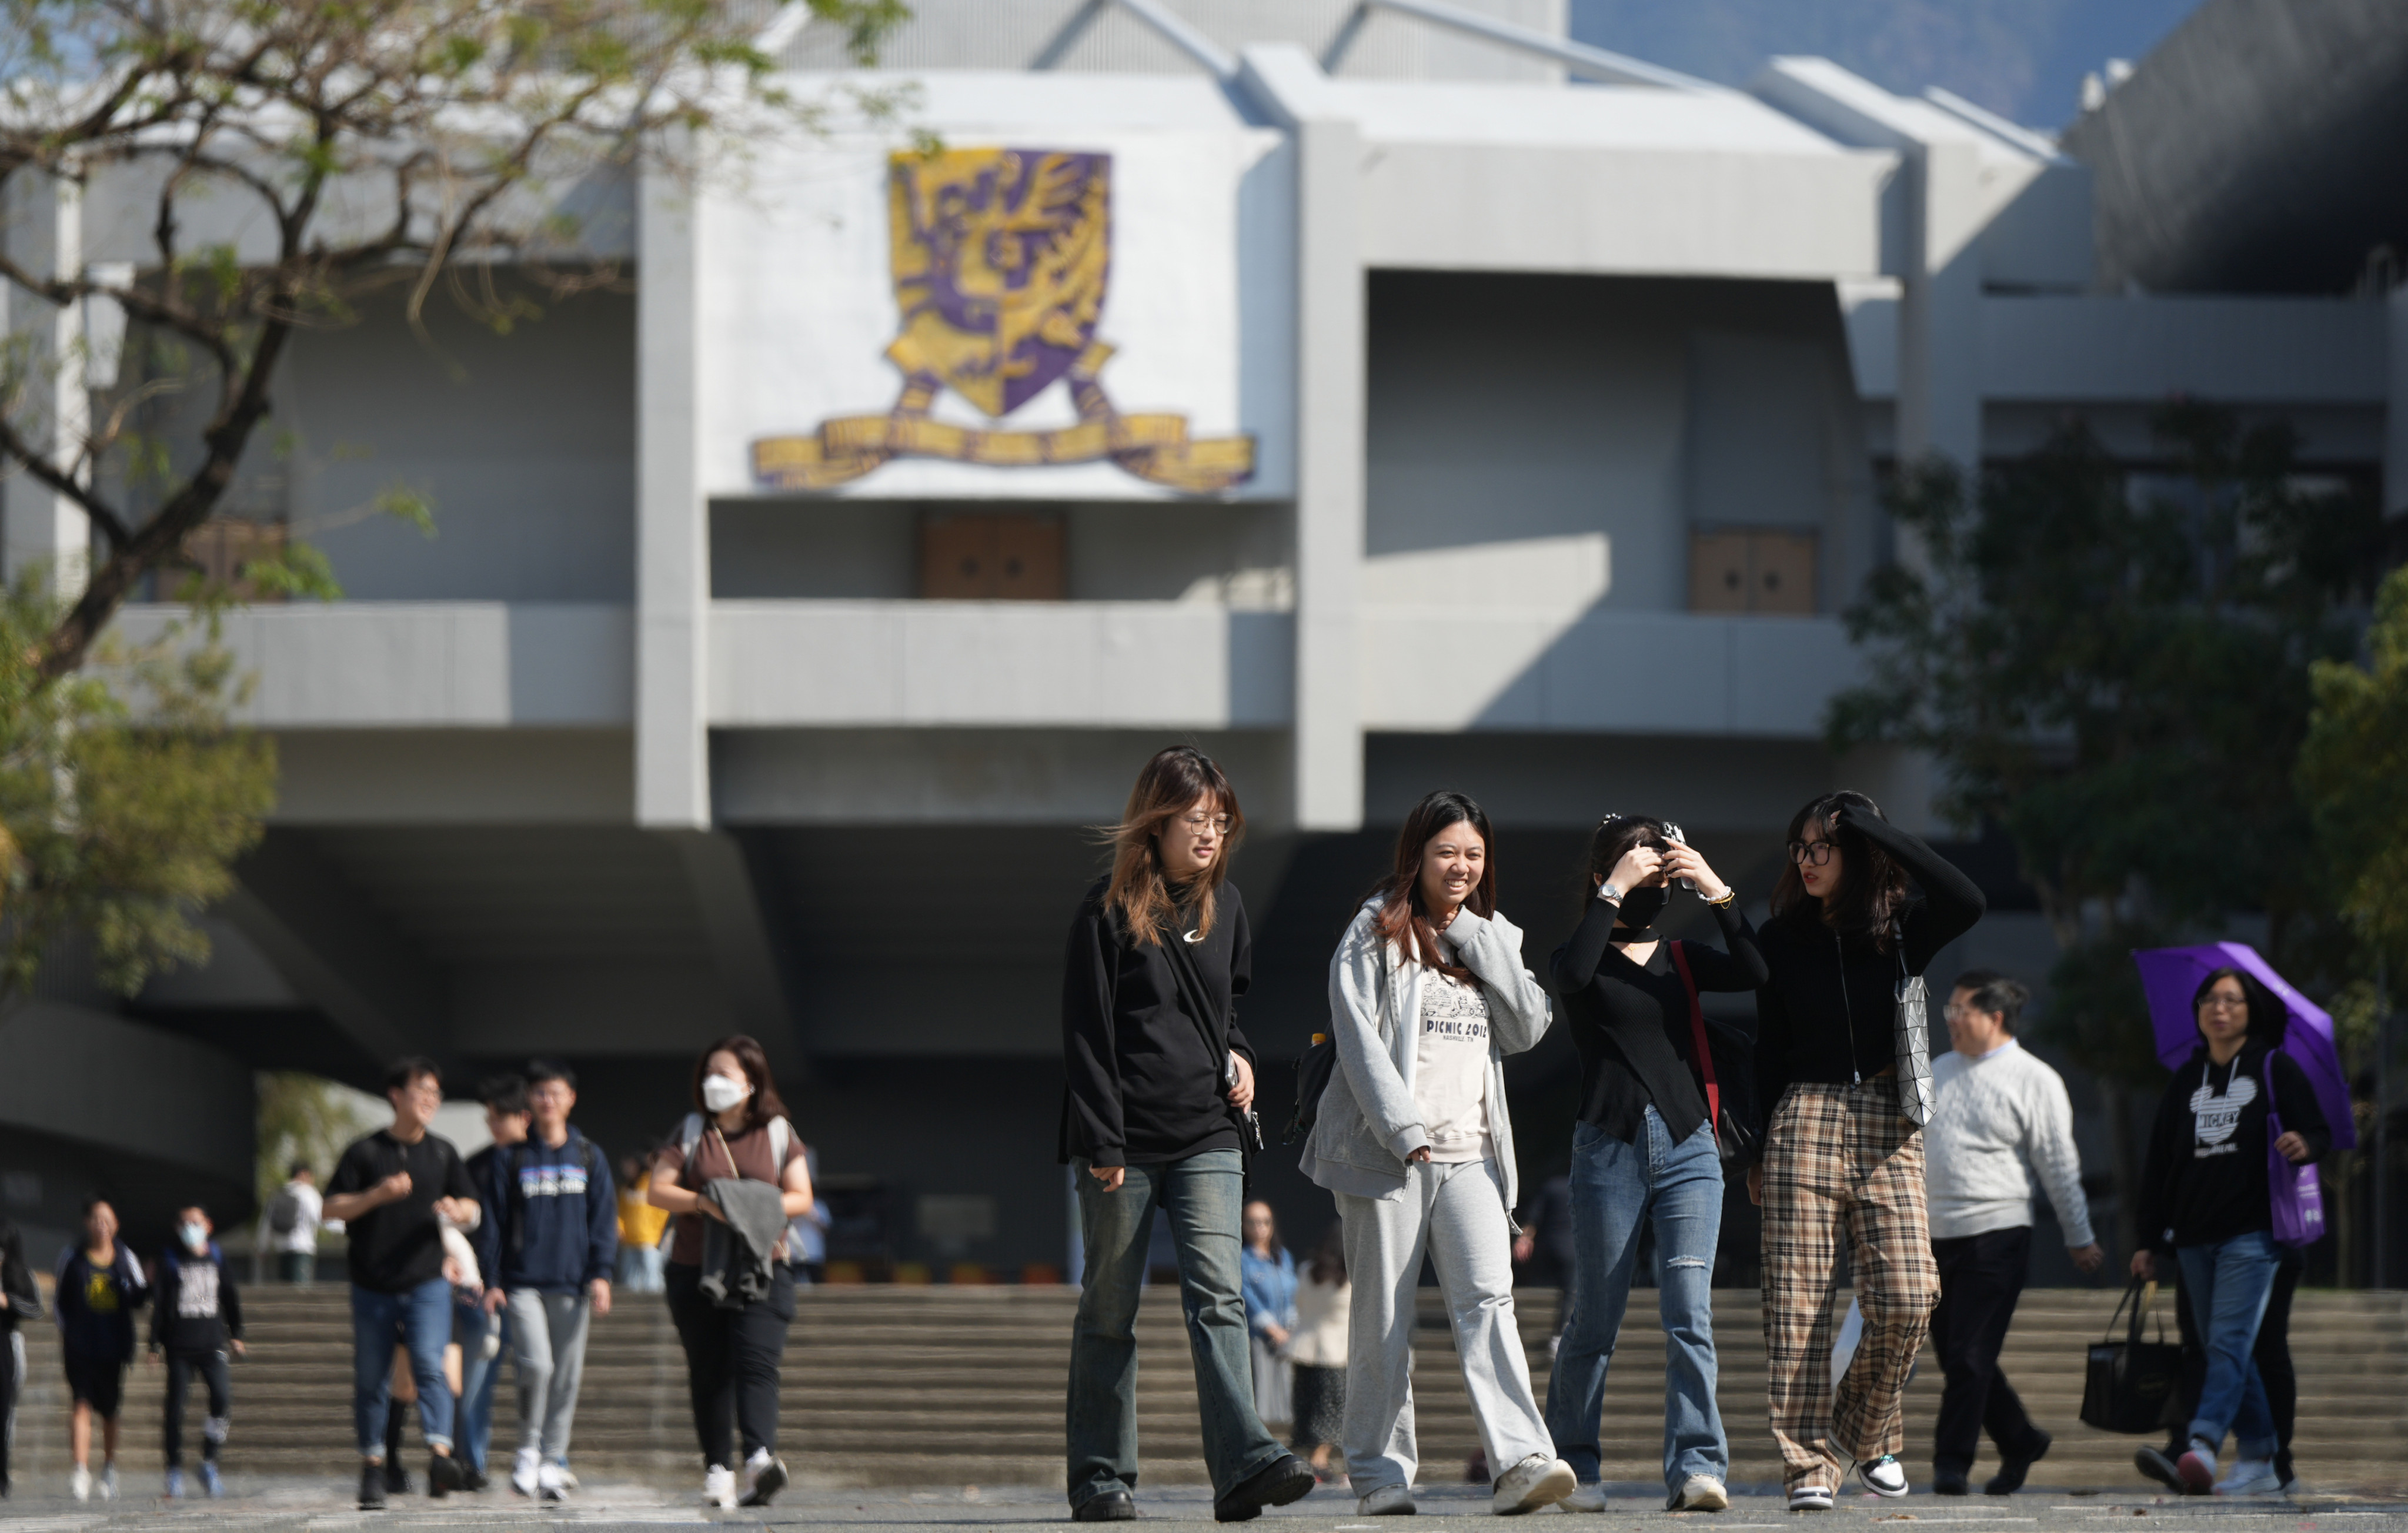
left=1667, top=941, right=1721, bottom=1132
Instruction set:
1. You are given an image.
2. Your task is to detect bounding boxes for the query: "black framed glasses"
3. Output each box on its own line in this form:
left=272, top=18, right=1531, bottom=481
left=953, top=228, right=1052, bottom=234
left=1788, top=840, right=1835, bottom=867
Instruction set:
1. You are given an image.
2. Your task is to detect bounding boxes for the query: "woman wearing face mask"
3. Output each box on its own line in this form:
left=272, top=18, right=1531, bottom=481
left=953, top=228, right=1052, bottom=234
left=1748, top=791, right=1984, bottom=1509
left=1060, top=746, right=1315, bottom=1525
left=148, top=1205, right=245, bottom=1499
left=648, top=1036, right=813, bottom=1511
left=1303, top=790, right=1575, bottom=1517
left=1543, top=816, right=1763, bottom=1514
left=2130, top=968, right=2327, bottom=1497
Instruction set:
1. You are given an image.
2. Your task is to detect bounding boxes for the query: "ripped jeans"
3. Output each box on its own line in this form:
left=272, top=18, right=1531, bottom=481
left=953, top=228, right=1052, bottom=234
left=1544, top=1107, right=1728, bottom=1493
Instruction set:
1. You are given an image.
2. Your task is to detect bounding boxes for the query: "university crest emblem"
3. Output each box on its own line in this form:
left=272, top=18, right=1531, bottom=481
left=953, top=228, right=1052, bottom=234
left=752, top=148, right=1255, bottom=494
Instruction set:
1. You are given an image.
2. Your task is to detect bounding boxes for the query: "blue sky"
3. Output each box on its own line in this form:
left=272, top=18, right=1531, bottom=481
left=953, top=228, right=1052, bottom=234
left=1568, top=0, right=2204, bottom=128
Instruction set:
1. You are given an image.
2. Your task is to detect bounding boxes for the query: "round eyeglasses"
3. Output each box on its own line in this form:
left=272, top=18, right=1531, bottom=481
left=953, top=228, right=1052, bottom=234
left=1788, top=840, right=1836, bottom=867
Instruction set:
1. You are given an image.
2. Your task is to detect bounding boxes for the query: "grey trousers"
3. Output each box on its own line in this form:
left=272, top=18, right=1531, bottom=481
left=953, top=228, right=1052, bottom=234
left=1335, top=1158, right=1551, bottom=1494
left=505, top=1290, right=593, bottom=1464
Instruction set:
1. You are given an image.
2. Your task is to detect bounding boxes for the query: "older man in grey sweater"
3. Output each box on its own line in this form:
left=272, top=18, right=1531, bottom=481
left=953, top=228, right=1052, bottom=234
left=1925, top=971, right=2105, bottom=1497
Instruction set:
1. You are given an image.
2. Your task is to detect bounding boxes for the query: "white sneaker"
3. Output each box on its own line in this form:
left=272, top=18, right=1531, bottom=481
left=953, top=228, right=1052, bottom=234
left=1788, top=1483, right=1834, bottom=1512
left=2215, top=1458, right=2281, bottom=1497
left=537, top=1461, right=570, bottom=1503
left=511, top=1445, right=541, bottom=1498
left=69, top=1464, right=91, bottom=1501
left=740, top=1446, right=789, bottom=1507
left=553, top=1464, right=580, bottom=1491
left=99, top=1464, right=119, bottom=1501
left=1856, top=1455, right=1908, bottom=1498
left=1492, top=1454, right=1577, bottom=1515
left=1357, top=1482, right=1416, bottom=1515
left=703, top=1464, right=737, bottom=1509
left=1669, top=1475, right=1729, bottom=1512
left=1563, top=1483, right=1608, bottom=1512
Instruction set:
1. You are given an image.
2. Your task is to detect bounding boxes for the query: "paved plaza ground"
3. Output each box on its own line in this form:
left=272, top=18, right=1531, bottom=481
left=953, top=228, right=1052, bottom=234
left=2, top=1480, right=2406, bottom=1531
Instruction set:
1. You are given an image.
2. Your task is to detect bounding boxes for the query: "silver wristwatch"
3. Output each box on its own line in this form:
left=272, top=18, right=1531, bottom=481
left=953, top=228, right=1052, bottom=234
left=1598, top=881, right=1625, bottom=904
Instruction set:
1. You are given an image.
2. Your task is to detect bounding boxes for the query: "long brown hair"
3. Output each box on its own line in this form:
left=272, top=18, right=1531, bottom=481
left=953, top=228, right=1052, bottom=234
left=1101, top=745, right=1245, bottom=948
left=1371, top=790, right=1496, bottom=981
left=1768, top=790, right=1908, bottom=948
left=690, top=1034, right=789, bottom=1134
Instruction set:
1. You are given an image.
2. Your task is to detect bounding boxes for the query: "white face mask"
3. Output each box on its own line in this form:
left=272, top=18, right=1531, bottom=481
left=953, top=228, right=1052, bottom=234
left=701, top=1073, right=751, bottom=1114
left=180, top=1223, right=209, bottom=1252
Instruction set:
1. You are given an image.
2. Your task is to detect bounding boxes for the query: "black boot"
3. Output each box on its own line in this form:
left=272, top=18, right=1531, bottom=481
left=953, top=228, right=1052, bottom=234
left=359, top=1462, right=389, bottom=1510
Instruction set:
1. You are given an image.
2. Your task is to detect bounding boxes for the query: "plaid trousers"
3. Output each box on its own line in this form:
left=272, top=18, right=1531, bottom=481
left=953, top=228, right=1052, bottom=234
left=1758, top=1078, right=1941, bottom=1489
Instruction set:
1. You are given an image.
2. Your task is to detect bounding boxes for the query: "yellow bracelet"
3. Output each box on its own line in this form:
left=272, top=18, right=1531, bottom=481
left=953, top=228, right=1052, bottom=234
left=1704, top=887, right=1737, bottom=907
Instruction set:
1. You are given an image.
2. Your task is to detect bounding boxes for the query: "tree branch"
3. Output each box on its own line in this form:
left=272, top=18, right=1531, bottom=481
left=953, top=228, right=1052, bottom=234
left=0, top=413, right=135, bottom=548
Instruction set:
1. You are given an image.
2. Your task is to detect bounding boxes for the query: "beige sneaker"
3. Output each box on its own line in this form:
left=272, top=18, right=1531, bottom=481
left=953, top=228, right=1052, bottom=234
left=1492, top=1454, right=1577, bottom=1515
left=1669, top=1475, right=1729, bottom=1512
left=1358, top=1482, right=1417, bottom=1515
left=1564, top=1482, right=1609, bottom=1512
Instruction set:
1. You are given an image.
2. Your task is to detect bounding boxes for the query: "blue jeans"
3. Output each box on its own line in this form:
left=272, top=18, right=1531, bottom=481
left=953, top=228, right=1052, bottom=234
left=351, top=1278, right=456, bottom=1458
left=1544, top=1109, right=1728, bottom=1492
left=2177, top=1231, right=2281, bottom=1458
left=454, top=1297, right=508, bottom=1472
left=1067, top=1150, right=1284, bottom=1507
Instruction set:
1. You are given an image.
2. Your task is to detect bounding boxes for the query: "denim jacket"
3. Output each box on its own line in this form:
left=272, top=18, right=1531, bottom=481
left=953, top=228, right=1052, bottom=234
left=1300, top=899, right=1551, bottom=1215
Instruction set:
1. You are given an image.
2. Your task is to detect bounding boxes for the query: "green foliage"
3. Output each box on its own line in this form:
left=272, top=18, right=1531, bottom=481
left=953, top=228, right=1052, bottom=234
left=255, top=1070, right=375, bottom=1211
left=1831, top=404, right=2381, bottom=1087
left=2301, top=566, right=2408, bottom=996
left=0, top=573, right=277, bottom=1001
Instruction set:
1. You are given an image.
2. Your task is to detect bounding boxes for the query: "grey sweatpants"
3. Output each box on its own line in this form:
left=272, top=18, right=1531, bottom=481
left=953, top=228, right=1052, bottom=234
left=505, top=1290, right=593, bottom=1464
left=1335, top=1157, right=1551, bottom=1494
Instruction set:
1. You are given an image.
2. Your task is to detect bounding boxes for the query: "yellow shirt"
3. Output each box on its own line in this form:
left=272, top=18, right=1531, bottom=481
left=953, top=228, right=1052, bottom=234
left=617, top=1186, right=668, bottom=1248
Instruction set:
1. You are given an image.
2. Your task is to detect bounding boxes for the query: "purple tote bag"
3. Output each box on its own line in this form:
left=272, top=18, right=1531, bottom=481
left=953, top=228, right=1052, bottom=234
left=2260, top=1054, right=2326, bottom=1248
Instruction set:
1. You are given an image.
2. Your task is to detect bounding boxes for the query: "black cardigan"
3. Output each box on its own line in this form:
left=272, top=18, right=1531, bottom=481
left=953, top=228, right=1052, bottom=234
left=1553, top=898, right=1768, bottom=1148
left=2137, top=1041, right=2330, bottom=1251
left=1752, top=804, right=1986, bottom=1135
left=1058, top=877, right=1257, bottom=1170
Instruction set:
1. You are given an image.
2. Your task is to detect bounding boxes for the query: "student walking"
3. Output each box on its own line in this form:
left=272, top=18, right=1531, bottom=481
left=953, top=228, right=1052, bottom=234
left=1543, top=814, right=1762, bottom=1514
left=458, top=1074, right=532, bottom=1491
left=1923, top=970, right=2103, bottom=1496
left=617, top=1151, right=670, bottom=1292
left=648, top=1035, right=814, bottom=1510
left=2138, top=1251, right=2307, bottom=1495
left=1288, top=1225, right=1350, bottom=1483
left=480, top=1060, right=616, bottom=1502
left=1241, top=1200, right=1297, bottom=1430
left=149, top=1205, right=245, bottom=1498
left=1302, top=790, right=1576, bottom=1517
left=1060, top=745, right=1314, bottom=1525
left=325, top=1057, right=485, bottom=1509
left=0, top=1213, right=38, bottom=1499
left=2129, top=967, right=2329, bottom=1497
left=264, top=1164, right=326, bottom=1285
left=1748, top=791, right=1985, bottom=1508
left=55, top=1198, right=148, bottom=1501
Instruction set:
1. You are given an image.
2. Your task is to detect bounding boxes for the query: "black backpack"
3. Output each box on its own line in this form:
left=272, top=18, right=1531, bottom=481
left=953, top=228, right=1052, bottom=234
left=1283, top=1033, right=1337, bottom=1145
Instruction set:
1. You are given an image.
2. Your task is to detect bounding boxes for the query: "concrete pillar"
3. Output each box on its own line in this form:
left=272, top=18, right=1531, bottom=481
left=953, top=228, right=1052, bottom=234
left=2388, top=283, right=2408, bottom=519
left=1895, top=140, right=1983, bottom=474
left=1291, top=119, right=1365, bottom=832
left=2, top=171, right=91, bottom=594
left=636, top=165, right=710, bottom=829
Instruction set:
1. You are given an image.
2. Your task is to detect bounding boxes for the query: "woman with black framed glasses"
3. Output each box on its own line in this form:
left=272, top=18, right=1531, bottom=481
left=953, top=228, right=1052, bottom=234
left=1746, top=792, right=1984, bottom=1509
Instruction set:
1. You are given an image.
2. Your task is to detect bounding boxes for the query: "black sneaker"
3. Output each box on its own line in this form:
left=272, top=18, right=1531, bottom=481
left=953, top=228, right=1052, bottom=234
left=1986, top=1432, right=2050, bottom=1496
left=2135, top=1444, right=2182, bottom=1492
left=462, top=1466, right=490, bottom=1493
left=1074, top=1488, right=1137, bottom=1521
left=1214, top=1454, right=1316, bottom=1523
left=428, top=1452, right=466, bottom=1499
left=359, top=1463, right=389, bottom=1510
left=382, top=1458, right=410, bottom=1495
left=1933, top=1469, right=1971, bottom=1496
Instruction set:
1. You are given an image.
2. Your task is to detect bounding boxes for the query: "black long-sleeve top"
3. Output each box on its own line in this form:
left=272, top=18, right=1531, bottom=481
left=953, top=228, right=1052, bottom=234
left=1058, top=877, right=1257, bottom=1170
left=2136, top=1041, right=2330, bottom=1251
left=1553, top=898, right=1768, bottom=1147
left=1752, top=804, right=1986, bottom=1138
left=0, top=1220, right=39, bottom=1331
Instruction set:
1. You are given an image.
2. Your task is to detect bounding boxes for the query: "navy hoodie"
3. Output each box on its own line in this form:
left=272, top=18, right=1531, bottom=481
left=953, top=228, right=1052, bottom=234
left=479, top=1128, right=617, bottom=1294
left=54, top=1244, right=148, bottom=1361
left=149, top=1241, right=244, bottom=1356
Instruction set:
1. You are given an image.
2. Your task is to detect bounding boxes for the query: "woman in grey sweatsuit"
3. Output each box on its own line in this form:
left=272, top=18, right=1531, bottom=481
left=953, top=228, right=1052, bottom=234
left=1301, top=791, right=1576, bottom=1517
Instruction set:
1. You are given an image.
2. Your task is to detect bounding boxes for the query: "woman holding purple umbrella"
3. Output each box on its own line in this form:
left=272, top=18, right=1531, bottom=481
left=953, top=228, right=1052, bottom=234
left=2129, top=967, right=2329, bottom=1498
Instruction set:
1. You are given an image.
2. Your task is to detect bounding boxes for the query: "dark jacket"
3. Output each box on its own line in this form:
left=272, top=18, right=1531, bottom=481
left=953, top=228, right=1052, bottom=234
left=477, top=1129, right=617, bottom=1294
left=149, top=1241, right=243, bottom=1356
left=54, top=1244, right=149, bottom=1361
left=1752, top=804, right=1985, bottom=1140
left=2138, top=1040, right=2332, bottom=1250
left=1059, top=877, right=1257, bottom=1169
left=0, top=1220, right=39, bottom=1332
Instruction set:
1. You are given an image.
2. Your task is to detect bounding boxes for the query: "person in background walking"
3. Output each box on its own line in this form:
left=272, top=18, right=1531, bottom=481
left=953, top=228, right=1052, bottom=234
left=1510, top=1172, right=1573, bottom=1355
left=1288, top=1224, right=1350, bottom=1484
left=0, top=1211, right=39, bottom=1499
left=617, top=1150, right=669, bottom=1294
left=325, top=1057, right=483, bottom=1509
left=1923, top=971, right=2102, bottom=1497
left=1748, top=791, right=1985, bottom=1508
left=2129, top=967, right=2328, bottom=1497
left=2138, top=1252, right=2307, bottom=1495
left=264, top=1164, right=325, bottom=1285
left=1303, top=789, right=1577, bottom=1518
left=1241, top=1200, right=1297, bottom=1431
left=1059, top=745, right=1315, bottom=1525
left=458, top=1073, right=532, bottom=1492
left=649, top=1035, right=813, bottom=1511
left=55, top=1197, right=148, bottom=1501
left=1544, top=813, right=1761, bottom=1514
left=481, top=1059, right=616, bottom=1504
left=149, top=1204, right=245, bottom=1499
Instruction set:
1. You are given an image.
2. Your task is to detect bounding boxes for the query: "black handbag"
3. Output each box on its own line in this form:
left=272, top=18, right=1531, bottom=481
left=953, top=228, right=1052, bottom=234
left=2080, top=1279, right=2186, bottom=1434
left=1283, top=1032, right=1336, bottom=1144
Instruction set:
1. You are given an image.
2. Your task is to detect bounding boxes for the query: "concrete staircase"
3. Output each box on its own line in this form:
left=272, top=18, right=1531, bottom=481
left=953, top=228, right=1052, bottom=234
left=8, top=1285, right=2404, bottom=1495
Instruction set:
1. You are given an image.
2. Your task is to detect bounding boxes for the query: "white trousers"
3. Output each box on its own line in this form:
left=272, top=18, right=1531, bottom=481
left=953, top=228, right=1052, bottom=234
left=1336, top=1157, right=1551, bottom=1494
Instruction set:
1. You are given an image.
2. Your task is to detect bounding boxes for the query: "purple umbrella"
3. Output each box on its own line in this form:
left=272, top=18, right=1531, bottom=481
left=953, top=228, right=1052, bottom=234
left=2132, top=943, right=2357, bottom=1152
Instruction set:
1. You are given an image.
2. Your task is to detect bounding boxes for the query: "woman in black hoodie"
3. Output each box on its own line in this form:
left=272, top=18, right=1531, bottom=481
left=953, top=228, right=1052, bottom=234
left=1748, top=791, right=1985, bottom=1508
left=1058, top=745, right=1312, bottom=1525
